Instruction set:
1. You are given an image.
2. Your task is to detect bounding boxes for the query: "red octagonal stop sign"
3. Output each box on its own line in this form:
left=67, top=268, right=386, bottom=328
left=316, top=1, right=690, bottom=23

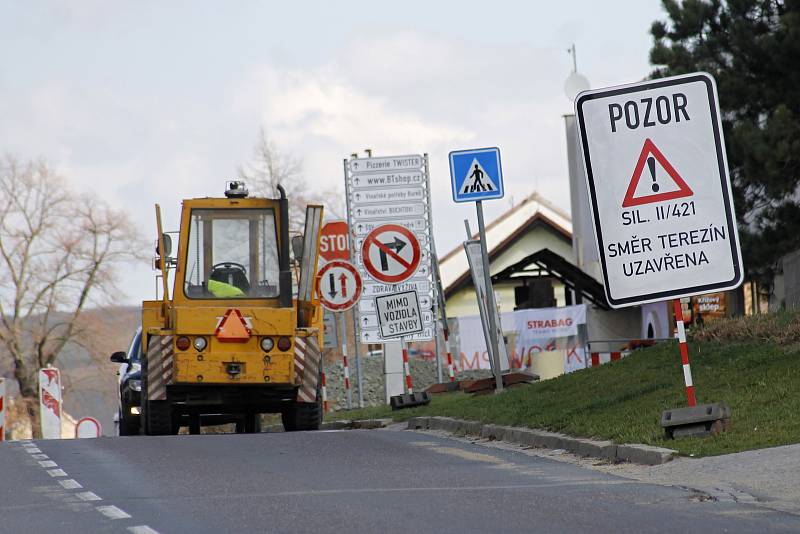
left=319, top=221, right=350, bottom=262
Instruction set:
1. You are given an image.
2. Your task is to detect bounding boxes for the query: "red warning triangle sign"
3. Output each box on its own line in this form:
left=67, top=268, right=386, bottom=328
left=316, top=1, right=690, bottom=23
left=215, top=308, right=251, bottom=342
left=622, top=138, right=693, bottom=207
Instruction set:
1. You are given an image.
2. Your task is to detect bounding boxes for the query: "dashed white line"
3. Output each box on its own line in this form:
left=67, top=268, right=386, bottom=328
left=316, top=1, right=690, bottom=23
left=46, top=469, right=67, bottom=477
left=31, top=454, right=49, bottom=460
left=24, top=447, right=42, bottom=453
left=96, top=505, right=132, bottom=520
left=128, top=526, right=160, bottom=534
left=38, top=460, right=57, bottom=468
left=59, top=479, right=83, bottom=490
left=76, top=491, right=102, bottom=501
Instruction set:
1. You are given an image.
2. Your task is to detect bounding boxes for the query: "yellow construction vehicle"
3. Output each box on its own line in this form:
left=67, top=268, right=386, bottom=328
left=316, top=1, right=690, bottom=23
left=140, top=181, right=324, bottom=435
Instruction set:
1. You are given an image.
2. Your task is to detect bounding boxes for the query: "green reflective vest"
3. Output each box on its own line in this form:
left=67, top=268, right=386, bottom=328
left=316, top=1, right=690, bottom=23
left=208, top=279, right=244, bottom=297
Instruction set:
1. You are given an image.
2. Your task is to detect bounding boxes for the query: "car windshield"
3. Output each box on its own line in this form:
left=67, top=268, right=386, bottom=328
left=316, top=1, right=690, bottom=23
left=127, top=330, right=141, bottom=363
left=184, top=208, right=280, bottom=299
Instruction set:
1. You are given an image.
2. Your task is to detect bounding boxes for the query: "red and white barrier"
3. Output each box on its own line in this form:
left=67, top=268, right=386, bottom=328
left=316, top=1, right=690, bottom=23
left=39, top=367, right=62, bottom=439
left=673, top=299, right=696, bottom=406
left=0, top=377, right=5, bottom=441
left=321, top=372, right=329, bottom=413
left=589, top=351, right=629, bottom=367
left=402, top=346, right=414, bottom=394
left=444, top=329, right=455, bottom=382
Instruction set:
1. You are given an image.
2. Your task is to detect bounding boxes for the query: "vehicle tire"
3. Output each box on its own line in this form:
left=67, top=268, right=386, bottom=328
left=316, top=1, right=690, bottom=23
left=244, top=412, right=261, bottom=434
left=144, top=400, right=173, bottom=436
left=118, top=409, right=140, bottom=436
left=282, top=370, right=323, bottom=432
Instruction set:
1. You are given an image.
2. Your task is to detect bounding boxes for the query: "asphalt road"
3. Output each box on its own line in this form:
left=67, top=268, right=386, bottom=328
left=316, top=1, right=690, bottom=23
left=2, top=428, right=798, bottom=534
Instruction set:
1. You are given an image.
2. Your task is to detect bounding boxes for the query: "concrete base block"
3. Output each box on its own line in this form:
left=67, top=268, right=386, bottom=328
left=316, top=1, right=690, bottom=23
left=616, top=443, right=676, bottom=465
left=661, top=403, right=732, bottom=439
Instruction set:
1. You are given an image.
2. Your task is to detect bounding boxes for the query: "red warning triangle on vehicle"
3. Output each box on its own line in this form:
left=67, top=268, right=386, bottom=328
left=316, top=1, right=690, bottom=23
left=215, top=308, right=251, bottom=342
left=622, top=138, right=693, bottom=207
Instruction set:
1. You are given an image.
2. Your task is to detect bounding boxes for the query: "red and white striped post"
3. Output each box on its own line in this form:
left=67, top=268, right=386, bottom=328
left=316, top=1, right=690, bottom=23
left=673, top=299, right=697, bottom=407
left=444, top=329, right=455, bottom=382
left=343, top=355, right=352, bottom=409
left=321, top=371, right=329, bottom=413
left=0, top=377, right=5, bottom=441
left=402, top=344, right=414, bottom=394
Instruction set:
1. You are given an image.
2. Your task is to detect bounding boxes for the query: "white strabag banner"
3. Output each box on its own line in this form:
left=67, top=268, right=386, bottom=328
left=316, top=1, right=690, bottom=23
left=39, top=368, right=62, bottom=439
left=454, top=305, right=587, bottom=372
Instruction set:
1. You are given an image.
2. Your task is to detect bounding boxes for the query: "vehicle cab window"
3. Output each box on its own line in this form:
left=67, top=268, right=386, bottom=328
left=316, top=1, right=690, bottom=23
left=184, top=208, right=280, bottom=299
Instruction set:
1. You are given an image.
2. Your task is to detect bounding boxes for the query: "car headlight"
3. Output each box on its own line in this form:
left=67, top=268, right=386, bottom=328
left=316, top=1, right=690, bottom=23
left=128, top=379, right=142, bottom=392
left=193, top=336, right=207, bottom=351
left=260, top=337, right=274, bottom=352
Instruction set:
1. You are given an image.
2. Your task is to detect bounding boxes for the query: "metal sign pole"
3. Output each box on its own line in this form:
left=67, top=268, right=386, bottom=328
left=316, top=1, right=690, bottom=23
left=423, top=153, right=443, bottom=383
left=476, top=201, right=503, bottom=393
left=337, top=311, right=352, bottom=409
left=343, top=158, right=365, bottom=408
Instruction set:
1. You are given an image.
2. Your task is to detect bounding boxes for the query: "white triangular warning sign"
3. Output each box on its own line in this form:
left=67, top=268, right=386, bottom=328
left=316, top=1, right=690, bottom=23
left=459, top=158, right=498, bottom=195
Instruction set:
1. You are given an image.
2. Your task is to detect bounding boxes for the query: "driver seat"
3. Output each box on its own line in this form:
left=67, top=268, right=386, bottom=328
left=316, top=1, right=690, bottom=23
left=209, top=263, right=251, bottom=294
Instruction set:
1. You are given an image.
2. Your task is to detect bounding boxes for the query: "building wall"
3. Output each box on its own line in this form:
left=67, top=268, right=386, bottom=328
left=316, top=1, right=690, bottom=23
left=585, top=305, right=642, bottom=352
left=444, top=225, right=573, bottom=318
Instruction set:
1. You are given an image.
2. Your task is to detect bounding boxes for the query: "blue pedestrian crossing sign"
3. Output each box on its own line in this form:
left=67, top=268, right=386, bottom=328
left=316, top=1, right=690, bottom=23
left=449, top=147, right=504, bottom=203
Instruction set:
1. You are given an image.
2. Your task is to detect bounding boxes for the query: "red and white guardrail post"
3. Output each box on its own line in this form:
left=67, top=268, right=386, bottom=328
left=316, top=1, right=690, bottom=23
left=444, top=329, right=455, bottom=382
left=673, top=299, right=697, bottom=407
left=343, top=354, right=352, bottom=409
left=0, top=377, right=5, bottom=441
left=321, top=371, right=329, bottom=413
left=402, top=345, right=414, bottom=394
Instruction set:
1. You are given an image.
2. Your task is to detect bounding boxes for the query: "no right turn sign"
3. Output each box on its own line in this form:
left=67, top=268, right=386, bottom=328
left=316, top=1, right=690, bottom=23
left=576, top=72, right=743, bottom=308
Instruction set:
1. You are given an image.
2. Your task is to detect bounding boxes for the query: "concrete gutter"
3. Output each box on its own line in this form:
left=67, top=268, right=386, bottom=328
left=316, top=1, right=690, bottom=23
left=406, top=416, right=677, bottom=466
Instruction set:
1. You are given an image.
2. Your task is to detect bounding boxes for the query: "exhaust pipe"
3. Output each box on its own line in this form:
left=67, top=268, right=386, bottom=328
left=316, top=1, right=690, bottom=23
left=277, top=184, right=292, bottom=308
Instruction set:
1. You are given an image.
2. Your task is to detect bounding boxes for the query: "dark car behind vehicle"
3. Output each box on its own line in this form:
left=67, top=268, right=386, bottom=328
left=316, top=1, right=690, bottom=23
left=110, top=327, right=142, bottom=435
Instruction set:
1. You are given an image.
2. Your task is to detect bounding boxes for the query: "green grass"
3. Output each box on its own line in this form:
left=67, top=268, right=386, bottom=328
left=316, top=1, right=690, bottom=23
left=329, top=332, right=800, bottom=457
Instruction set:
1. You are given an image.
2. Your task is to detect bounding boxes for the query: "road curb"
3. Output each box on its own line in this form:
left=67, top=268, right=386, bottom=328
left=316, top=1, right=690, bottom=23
left=263, top=418, right=393, bottom=433
left=406, top=416, right=677, bottom=466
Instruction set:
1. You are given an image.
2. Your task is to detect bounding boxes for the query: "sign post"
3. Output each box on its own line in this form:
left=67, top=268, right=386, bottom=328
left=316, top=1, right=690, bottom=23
left=576, top=72, right=742, bottom=432
left=316, top=259, right=363, bottom=410
left=450, top=147, right=505, bottom=392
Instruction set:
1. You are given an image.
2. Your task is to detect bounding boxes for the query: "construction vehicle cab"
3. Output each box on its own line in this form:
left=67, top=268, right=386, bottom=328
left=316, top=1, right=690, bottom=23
left=140, top=181, right=324, bottom=435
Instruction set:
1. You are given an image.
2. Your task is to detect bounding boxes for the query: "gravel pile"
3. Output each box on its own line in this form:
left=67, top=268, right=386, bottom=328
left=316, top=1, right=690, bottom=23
left=324, top=356, right=493, bottom=410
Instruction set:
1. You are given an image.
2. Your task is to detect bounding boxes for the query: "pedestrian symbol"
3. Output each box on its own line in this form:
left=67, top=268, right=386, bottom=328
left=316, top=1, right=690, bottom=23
left=459, top=159, right=498, bottom=195
left=622, top=138, right=693, bottom=207
left=449, top=147, right=504, bottom=203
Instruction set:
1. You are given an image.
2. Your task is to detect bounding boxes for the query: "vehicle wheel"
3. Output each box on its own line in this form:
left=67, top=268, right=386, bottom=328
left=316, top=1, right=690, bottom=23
left=144, top=400, right=174, bottom=436
left=118, top=409, right=140, bottom=436
left=282, top=370, right=323, bottom=432
left=244, top=412, right=261, bottom=434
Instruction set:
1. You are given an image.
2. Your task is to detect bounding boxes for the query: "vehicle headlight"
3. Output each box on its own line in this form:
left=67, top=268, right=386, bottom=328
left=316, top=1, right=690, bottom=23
left=193, top=336, right=207, bottom=351
left=131, top=362, right=141, bottom=373
left=260, top=337, right=274, bottom=352
left=128, top=379, right=142, bottom=392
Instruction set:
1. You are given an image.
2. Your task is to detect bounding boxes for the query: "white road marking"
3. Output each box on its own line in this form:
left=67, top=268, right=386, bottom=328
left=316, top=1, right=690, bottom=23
left=59, top=479, right=83, bottom=489
left=128, top=526, right=160, bottom=534
left=96, top=505, right=132, bottom=520
left=24, top=447, right=42, bottom=453
left=38, top=460, right=57, bottom=468
left=76, top=491, right=102, bottom=501
left=31, top=454, right=49, bottom=460
left=47, top=469, right=68, bottom=477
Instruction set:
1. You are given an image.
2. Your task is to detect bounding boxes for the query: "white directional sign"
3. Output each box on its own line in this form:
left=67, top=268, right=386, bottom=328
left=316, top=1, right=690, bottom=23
left=345, top=153, right=435, bottom=342
left=316, top=260, right=363, bottom=312
left=375, top=290, right=424, bottom=339
left=575, top=72, right=743, bottom=308
left=349, top=154, right=424, bottom=174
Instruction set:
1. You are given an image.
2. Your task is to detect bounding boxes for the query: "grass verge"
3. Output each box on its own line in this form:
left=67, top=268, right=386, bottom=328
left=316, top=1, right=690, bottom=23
left=328, top=322, right=800, bottom=457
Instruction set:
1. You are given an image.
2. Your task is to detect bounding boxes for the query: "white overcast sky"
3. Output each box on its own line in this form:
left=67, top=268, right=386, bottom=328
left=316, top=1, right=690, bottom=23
left=1, top=1, right=665, bottom=304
